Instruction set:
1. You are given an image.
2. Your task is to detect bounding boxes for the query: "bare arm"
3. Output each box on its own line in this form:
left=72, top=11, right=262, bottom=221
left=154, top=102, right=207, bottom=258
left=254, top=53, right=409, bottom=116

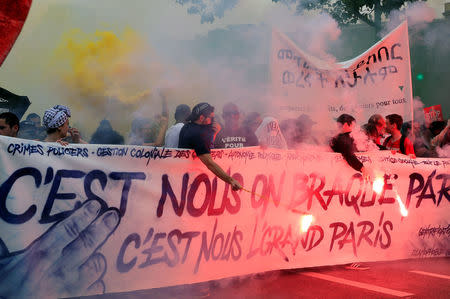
left=198, top=153, right=242, bottom=191
left=431, top=120, right=450, bottom=148
left=153, top=116, right=168, bottom=146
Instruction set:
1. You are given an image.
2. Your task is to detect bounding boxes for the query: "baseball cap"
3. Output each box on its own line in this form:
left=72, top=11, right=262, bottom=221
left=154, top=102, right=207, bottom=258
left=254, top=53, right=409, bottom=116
left=336, top=114, right=355, bottom=125
left=186, top=102, right=214, bottom=122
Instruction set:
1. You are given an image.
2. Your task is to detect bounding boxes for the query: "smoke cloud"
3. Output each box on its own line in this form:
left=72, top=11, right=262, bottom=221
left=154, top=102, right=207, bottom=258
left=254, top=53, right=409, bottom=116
left=385, top=1, right=436, bottom=34
left=0, top=0, right=446, bottom=146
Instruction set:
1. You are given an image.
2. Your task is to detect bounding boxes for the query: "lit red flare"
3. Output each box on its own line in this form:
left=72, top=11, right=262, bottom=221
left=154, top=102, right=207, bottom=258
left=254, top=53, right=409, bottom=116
left=300, top=214, right=314, bottom=233
left=372, top=176, right=384, bottom=194
left=396, top=194, right=409, bottom=217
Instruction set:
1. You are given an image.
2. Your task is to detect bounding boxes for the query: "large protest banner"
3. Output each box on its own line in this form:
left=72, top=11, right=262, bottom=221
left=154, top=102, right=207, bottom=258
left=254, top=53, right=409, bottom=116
left=0, top=136, right=448, bottom=297
left=271, top=21, right=413, bottom=124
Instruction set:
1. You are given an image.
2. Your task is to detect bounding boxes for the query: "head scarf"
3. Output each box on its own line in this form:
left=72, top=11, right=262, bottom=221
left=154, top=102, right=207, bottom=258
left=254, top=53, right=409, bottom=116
left=43, top=105, right=71, bottom=129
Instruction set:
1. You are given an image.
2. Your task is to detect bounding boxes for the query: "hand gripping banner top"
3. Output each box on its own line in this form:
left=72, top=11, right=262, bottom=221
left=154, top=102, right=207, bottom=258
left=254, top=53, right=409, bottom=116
left=271, top=21, right=413, bottom=124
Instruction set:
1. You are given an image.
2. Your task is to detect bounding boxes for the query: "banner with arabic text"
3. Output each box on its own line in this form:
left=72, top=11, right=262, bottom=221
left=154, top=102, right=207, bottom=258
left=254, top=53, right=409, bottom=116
left=271, top=21, right=413, bottom=124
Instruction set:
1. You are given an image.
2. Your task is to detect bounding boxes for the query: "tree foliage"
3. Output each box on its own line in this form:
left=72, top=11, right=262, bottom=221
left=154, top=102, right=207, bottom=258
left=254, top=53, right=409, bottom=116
left=175, top=0, right=238, bottom=24
left=273, top=0, right=424, bottom=32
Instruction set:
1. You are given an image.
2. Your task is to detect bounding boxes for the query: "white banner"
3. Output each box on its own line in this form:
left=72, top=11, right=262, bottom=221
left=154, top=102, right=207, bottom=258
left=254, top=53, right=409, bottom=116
left=271, top=21, right=413, bottom=124
left=0, top=136, right=449, bottom=297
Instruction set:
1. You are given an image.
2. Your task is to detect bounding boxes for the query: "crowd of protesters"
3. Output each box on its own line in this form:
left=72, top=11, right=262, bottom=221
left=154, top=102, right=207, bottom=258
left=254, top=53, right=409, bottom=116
left=0, top=101, right=448, bottom=275
left=0, top=102, right=449, bottom=159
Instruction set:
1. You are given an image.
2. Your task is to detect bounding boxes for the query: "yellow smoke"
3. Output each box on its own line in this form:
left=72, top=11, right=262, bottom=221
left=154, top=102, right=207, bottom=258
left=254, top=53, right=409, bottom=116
left=52, top=28, right=226, bottom=139
left=56, top=28, right=155, bottom=105
left=53, top=28, right=166, bottom=137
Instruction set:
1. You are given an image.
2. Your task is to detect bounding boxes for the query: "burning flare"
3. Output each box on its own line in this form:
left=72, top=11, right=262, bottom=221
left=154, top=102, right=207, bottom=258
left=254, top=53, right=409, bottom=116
left=396, top=195, right=409, bottom=217
left=372, top=176, right=384, bottom=194
left=300, top=214, right=314, bottom=233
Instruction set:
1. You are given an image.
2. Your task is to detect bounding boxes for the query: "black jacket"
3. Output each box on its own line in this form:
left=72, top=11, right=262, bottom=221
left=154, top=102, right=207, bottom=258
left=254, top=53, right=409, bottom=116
left=330, top=132, right=363, bottom=172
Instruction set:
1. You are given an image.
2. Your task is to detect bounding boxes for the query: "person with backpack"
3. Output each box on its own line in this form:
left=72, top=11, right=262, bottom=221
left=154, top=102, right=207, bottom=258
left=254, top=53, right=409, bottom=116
left=383, top=114, right=415, bottom=157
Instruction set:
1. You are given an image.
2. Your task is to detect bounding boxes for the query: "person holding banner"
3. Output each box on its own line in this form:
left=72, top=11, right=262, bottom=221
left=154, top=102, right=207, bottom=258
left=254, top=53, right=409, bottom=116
left=383, top=114, right=415, bottom=157
left=0, top=112, right=19, bottom=138
left=179, top=102, right=242, bottom=191
left=43, top=105, right=87, bottom=145
left=213, top=102, right=258, bottom=148
left=330, top=114, right=370, bottom=180
left=367, top=114, right=386, bottom=147
left=330, top=113, right=371, bottom=270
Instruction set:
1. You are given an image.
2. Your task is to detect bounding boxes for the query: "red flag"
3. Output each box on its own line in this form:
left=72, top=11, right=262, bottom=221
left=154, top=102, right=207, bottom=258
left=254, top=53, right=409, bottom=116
left=423, top=104, right=444, bottom=127
left=0, top=0, right=32, bottom=67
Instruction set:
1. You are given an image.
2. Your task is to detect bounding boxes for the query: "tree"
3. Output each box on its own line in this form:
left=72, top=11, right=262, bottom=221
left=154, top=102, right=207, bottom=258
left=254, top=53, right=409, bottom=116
left=273, top=0, right=424, bottom=33
left=175, top=0, right=238, bottom=24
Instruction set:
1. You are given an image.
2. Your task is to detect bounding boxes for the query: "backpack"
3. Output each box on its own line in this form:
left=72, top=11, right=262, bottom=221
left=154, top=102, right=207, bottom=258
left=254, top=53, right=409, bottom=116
left=383, top=135, right=406, bottom=154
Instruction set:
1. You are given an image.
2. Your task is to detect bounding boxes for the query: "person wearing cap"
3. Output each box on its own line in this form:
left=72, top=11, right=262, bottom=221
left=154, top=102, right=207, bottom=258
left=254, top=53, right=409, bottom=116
left=330, top=114, right=370, bottom=179
left=164, top=104, right=191, bottom=148
left=179, top=102, right=242, bottom=191
left=0, top=112, right=19, bottom=138
left=330, top=113, right=371, bottom=271
left=90, top=119, right=124, bottom=145
left=43, top=105, right=86, bottom=145
left=214, top=102, right=259, bottom=149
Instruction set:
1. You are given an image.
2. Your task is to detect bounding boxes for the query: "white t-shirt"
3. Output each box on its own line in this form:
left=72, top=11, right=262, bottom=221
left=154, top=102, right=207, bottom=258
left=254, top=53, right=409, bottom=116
left=255, top=116, right=288, bottom=149
left=164, top=123, right=185, bottom=148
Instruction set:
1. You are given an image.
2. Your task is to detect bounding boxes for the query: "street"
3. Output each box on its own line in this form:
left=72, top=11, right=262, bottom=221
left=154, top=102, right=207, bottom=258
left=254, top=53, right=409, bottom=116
left=81, top=257, right=450, bottom=298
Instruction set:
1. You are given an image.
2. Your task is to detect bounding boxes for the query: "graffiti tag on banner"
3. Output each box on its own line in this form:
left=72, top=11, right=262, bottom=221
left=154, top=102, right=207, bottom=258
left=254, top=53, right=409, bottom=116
left=0, top=136, right=448, bottom=297
left=271, top=21, right=413, bottom=123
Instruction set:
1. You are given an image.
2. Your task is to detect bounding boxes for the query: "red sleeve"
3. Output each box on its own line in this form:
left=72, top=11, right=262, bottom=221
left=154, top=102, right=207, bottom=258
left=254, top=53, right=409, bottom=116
left=405, top=137, right=415, bottom=156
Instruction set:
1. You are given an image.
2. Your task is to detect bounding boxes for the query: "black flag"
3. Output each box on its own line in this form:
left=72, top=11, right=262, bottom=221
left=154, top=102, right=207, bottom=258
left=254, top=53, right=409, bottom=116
left=0, top=87, right=31, bottom=120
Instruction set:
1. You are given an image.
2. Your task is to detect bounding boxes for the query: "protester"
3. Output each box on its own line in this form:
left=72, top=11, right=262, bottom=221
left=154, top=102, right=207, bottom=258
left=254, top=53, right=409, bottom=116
left=330, top=114, right=370, bottom=178
left=128, top=116, right=168, bottom=146
left=280, top=118, right=298, bottom=149
left=255, top=116, right=288, bottom=149
left=129, top=117, right=153, bottom=145
left=178, top=102, right=241, bottom=191
left=214, top=102, right=258, bottom=148
left=25, top=113, right=40, bottom=127
left=429, top=120, right=450, bottom=149
left=367, top=114, right=386, bottom=147
left=0, top=112, right=19, bottom=137
left=43, top=105, right=86, bottom=144
left=164, top=104, right=191, bottom=148
left=17, top=120, right=36, bottom=140
left=90, top=119, right=124, bottom=145
left=401, top=121, right=433, bottom=157
left=330, top=113, right=371, bottom=270
left=295, top=114, right=320, bottom=146
left=25, top=112, right=46, bottom=140
left=241, top=112, right=261, bottom=145
left=363, top=122, right=386, bottom=150
left=383, top=114, right=415, bottom=156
